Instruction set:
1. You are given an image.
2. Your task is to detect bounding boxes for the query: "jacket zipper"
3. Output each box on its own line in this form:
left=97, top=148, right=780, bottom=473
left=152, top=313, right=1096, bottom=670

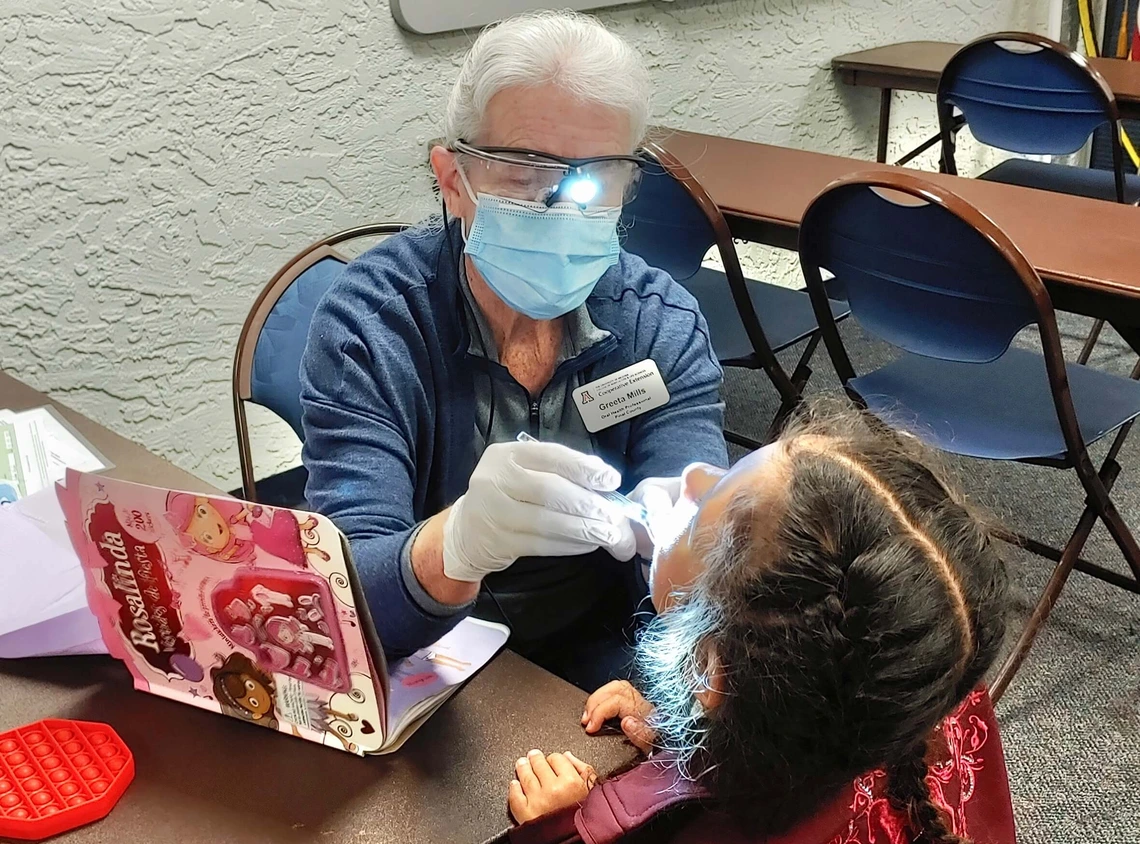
left=473, top=332, right=619, bottom=440
left=529, top=397, right=541, bottom=437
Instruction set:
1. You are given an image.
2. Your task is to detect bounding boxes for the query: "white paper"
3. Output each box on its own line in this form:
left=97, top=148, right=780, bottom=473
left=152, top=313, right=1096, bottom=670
left=0, top=406, right=111, bottom=500
left=0, top=435, right=113, bottom=657
left=11, top=486, right=74, bottom=551
left=54, top=639, right=108, bottom=656
left=0, top=485, right=107, bottom=657
left=0, top=608, right=105, bottom=658
left=0, top=507, right=91, bottom=640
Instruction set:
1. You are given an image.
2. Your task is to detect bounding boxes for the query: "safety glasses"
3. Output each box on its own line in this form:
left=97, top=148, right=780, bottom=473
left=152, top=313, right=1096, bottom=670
left=451, top=140, right=644, bottom=214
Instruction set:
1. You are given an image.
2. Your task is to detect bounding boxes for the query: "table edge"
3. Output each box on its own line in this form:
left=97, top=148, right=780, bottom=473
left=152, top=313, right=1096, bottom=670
left=830, top=41, right=960, bottom=70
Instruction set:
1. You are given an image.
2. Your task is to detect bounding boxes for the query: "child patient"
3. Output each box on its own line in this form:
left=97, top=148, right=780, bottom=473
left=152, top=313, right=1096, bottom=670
left=504, top=405, right=1012, bottom=844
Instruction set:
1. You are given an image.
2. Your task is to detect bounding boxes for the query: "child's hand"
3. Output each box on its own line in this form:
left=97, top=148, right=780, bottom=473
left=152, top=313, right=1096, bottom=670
left=582, top=680, right=656, bottom=753
left=509, top=749, right=597, bottom=824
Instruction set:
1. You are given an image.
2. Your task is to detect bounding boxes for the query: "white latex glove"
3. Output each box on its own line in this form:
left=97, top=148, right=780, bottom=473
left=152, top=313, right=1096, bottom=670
left=442, top=441, right=638, bottom=582
left=627, top=476, right=683, bottom=560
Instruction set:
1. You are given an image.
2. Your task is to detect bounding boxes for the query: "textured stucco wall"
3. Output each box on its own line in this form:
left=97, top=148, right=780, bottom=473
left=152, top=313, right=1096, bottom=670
left=1, top=0, right=1046, bottom=490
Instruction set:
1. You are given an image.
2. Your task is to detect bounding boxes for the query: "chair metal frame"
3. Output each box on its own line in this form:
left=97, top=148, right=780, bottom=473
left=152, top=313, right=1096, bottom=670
left=937, top=31, right=1129, bottom=365
left=799, top=170, right=1140, bottom=702
left=639, top=141, right=824, bottom=446
left=232, top=223, right=411, bottom=502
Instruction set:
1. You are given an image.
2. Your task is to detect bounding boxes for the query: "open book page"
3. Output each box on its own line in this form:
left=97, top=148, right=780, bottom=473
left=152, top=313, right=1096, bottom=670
left=58, top=470, right=388, bottom=755
left=379, top=617, right=510, bottom=753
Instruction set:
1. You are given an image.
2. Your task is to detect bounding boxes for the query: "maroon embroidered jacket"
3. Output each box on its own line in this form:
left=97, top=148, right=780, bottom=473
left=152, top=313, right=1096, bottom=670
left=507, top=688, right=1015, bottom=844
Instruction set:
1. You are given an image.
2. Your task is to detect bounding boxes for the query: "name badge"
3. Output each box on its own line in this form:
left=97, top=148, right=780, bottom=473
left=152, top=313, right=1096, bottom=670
left=573, top=360, right=670, bottom=433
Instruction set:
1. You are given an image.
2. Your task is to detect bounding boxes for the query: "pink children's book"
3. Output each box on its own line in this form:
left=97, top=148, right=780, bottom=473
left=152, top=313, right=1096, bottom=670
left=56, top=470, right=509, bottom=755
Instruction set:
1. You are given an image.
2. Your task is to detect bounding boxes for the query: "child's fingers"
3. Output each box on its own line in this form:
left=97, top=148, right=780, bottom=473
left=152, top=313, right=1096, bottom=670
left=515, top=755, right=540, bottom=793
left=582, top=691, right=606, bottom=724
left=508, top=779, right=528, bottom=822
left=546, top=752, right=577, bottom=779
left=564, top=752, right=598, bottom=788
left=585, top=684, right=638, bottom=732
left=562, top=751, right=592, bottom=777
left=583, top=680, right=631, bottom=724
left=621, top=716, right=656, bottom=754
left=526, top=748, right=556, bottom=785
left=584, top=695, right=624, bottom=733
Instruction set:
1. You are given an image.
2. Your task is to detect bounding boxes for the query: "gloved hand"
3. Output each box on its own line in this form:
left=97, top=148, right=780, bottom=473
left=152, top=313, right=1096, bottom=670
left=627, top=475, right=683, bottom=559
left=442, top=441, right=638, bottom=583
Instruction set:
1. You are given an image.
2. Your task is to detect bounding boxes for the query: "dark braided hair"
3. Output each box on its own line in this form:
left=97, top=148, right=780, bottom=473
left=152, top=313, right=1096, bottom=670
left=635, top=402, right=1007, bottom=842
left=887, top=745, right=961, bottom=844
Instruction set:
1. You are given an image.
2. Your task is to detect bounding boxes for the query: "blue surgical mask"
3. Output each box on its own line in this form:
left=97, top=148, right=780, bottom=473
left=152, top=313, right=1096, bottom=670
left=457, top=169, right=621, bottom=320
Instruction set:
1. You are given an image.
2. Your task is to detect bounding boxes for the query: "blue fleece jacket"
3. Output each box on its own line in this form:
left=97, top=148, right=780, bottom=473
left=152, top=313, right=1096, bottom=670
left=299, top=224, right=727, bottom=659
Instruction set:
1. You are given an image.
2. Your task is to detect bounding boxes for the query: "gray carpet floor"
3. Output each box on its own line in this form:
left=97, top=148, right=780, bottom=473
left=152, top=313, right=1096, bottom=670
left=721, top=311, right=1140, bottom=844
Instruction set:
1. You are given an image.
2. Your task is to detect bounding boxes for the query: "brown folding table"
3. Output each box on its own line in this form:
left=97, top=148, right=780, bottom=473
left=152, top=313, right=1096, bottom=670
left=0, top=371, right=637, bottom=843
left=656, top=128, right=1140, bottom=350
left=831, top=41, right=1140, bottom=162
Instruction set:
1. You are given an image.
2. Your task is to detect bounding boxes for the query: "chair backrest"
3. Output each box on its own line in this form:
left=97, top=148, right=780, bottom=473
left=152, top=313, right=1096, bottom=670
left=620, top=141, right=797, bottom=402
left=249, top=254, right=346, bottom=435
left=620, top=152, right=716, bottom=281
left=800, top=178, right=1037, bottom=363
left=799, top=170, right=1087, bottom=459
left=938, top=32, right=1119, bottom=156
left=233, top=223, right=410, bottom=500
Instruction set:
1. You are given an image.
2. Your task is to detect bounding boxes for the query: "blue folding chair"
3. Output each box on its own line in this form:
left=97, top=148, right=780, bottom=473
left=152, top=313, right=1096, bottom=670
left=233, top=223, right=410, bottom=504
left=938, top=31, right=1140, bottom=363
left=621, top=142, right=849, bottom=446
left=798, top=171, right=1140, bottom=701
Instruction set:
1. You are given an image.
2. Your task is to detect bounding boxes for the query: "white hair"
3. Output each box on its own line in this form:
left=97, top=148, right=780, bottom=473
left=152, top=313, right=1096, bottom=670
left=444, top=11, right=651, bottom=150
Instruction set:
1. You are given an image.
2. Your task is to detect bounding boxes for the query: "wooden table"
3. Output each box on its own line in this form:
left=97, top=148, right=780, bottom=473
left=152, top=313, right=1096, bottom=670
left=0, top=371, right=636, bottom=843
left=657, top=128, right=1140, bottom=346
left=831, top=41, right=1140, bottom=161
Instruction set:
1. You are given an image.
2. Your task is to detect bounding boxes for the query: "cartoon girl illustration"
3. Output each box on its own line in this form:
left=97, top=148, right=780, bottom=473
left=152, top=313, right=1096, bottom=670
left=164, top=493, right=329, bottom=566
left=211, top=652, right=279, bottom=729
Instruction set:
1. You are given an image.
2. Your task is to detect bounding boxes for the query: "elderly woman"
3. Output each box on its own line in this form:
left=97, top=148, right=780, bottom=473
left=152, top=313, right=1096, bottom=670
left=300, top=12, right=727, bottom=688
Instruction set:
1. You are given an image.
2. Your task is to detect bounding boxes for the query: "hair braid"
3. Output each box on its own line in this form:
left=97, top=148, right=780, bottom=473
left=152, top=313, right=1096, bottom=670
left=886, top=743, right=966, bottom=844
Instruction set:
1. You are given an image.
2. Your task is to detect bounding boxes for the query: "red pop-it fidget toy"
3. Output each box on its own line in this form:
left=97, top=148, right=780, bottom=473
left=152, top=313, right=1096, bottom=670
left=0, top=719, right=133, bottom=841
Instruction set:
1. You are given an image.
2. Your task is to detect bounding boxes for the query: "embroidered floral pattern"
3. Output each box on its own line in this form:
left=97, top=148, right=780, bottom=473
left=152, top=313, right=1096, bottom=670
left=826, top=690, right=990, bottom=844
left=827, top=770, right=909, bottom=844
left=927, top=688, right=989, bottom=837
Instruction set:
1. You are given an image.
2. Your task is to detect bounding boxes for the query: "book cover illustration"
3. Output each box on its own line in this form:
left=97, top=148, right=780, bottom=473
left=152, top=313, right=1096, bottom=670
left=58, top=470, right=387, bottom=755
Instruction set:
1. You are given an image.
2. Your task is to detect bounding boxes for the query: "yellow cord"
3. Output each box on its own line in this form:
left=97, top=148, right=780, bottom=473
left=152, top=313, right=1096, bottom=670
left=1123, top=126, right=1140, bottom=168
left=1125, top=6, right=1140, bottom=169
left=1078, top=0, right=1140, bottom=169
left=1079, top=0, right=1099, bottom=57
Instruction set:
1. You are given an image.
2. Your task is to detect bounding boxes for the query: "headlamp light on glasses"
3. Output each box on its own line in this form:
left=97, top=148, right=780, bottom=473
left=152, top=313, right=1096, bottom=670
left=451, top=140, right=644, bottom=211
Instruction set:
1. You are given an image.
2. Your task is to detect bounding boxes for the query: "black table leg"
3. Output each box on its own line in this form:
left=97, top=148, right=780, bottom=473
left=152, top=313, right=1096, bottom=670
left=877, top=88, right=892, bottom=163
